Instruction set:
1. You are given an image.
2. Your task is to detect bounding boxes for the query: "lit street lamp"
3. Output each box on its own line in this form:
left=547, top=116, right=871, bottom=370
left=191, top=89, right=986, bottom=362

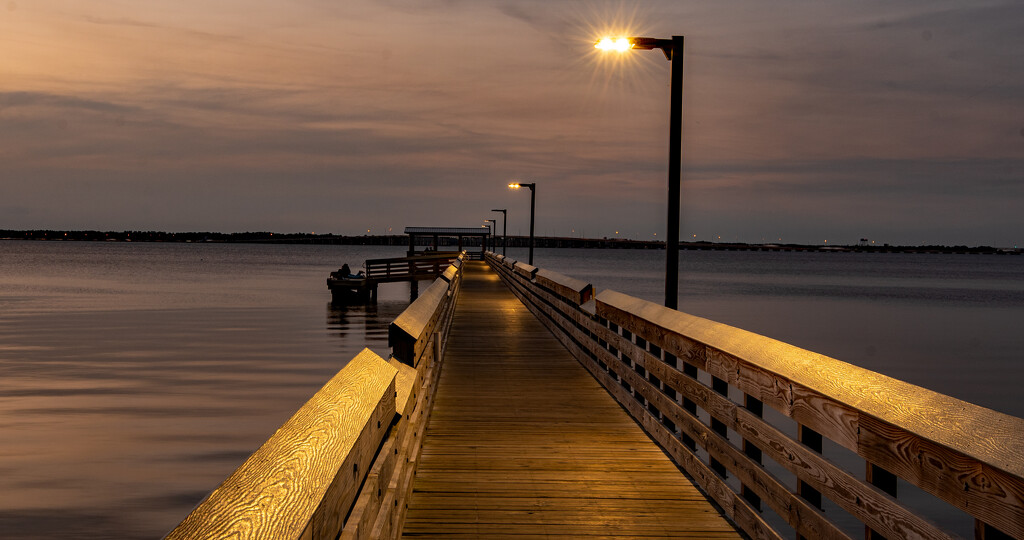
left=596, top=35, right=684, bottom=310
left=485, top=219, right=496, bottom=252
left=491, top=208, right=507, bottom=256
left=508, top=182, right=536, bottom=265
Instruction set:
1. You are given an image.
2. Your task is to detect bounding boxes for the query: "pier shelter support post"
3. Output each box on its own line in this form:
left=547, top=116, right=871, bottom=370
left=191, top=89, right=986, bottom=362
left=410, top=279, right=419, bottom=301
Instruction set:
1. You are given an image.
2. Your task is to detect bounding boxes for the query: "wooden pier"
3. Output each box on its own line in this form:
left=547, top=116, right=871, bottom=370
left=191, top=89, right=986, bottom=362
left=401, top=262, right=739, bottom=537
left=169, top=252, right=1024, bottom=540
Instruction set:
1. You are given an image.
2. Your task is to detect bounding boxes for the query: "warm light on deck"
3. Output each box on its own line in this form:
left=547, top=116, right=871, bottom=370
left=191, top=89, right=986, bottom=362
left=508, top=182, right=521, bottom=189
left=595, top=37, right=631, bottom=52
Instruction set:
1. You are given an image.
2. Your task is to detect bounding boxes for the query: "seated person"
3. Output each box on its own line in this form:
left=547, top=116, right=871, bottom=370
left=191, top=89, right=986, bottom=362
left=338, top=264, right=364, bottom=279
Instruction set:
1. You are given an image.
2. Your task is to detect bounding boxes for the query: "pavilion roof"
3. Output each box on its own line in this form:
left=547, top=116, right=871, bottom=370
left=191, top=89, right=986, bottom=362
left=405, top=227, right=490, bottom=236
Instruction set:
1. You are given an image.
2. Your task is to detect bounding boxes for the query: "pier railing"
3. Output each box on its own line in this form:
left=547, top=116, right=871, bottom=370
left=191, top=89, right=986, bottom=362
left=166, top=254, right=464, bottom=540
left=485, top=251, right=1024, bottom=540
left=364, top=252, right=463, bottom=280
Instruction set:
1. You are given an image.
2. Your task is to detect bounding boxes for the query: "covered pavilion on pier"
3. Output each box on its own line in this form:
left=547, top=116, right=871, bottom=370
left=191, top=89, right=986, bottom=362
left=405, top=226, right=492, bottom=259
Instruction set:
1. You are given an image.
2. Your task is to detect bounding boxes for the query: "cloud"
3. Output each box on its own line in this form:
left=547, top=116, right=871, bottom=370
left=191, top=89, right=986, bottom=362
left=0, top=91, right=135, bottom=114
left=1, top=0, right=1021, bottom=246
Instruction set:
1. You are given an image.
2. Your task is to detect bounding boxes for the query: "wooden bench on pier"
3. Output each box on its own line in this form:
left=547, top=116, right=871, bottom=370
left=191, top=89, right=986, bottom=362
left=169, top=253, right=1024, bottom=539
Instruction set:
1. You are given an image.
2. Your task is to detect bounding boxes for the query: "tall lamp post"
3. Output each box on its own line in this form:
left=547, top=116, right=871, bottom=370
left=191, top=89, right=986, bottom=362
left=491, top=208, right=507, bottom=256
left=508, top=182, right=536, bottom=265
left=596, top=35, right=684, bottom=310
left=484, top=219, right=496, bottom=252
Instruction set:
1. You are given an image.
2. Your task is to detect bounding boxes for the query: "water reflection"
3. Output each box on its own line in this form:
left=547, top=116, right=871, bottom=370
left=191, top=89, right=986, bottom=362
left=325, top=300, right=408, bottom=355
left=0, top=242, right=413, bottom=539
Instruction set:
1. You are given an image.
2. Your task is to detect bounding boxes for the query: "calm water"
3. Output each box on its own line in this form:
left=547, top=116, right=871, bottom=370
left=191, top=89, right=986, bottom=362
left=0, top=241, right=410, bottom=539
left=1, top=242, right=1022, bottom=538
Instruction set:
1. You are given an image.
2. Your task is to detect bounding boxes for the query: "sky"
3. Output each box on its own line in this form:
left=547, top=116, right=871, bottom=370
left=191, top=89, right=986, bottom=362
left=2, top=0, right=1022, bottom=246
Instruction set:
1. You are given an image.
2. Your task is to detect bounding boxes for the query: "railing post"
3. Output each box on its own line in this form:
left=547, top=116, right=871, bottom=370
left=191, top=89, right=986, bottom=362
left=866, top=462, right=898, bottom=540
left=653, top=345, right=675, bottom=433
left=433, top=331, right=441, bottom=369
left=797, top=424, right=823, bottom=540
left=976, top=520, right=1015, bottom=540
left=709, top=376, right=729, bottom=478
left=681, top=362, right=698, bottom=451
left=741, top=394, right=763, bottom=511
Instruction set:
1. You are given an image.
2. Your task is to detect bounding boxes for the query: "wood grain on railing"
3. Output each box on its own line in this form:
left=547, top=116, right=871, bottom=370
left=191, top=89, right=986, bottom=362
left=166, top=349, right=398, bottom=540
left=485, top=251, right=1024, bottom=540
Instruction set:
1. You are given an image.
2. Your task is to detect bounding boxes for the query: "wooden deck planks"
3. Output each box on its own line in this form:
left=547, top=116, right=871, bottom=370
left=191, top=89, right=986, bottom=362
left=401, top=262, right=741, bottom=538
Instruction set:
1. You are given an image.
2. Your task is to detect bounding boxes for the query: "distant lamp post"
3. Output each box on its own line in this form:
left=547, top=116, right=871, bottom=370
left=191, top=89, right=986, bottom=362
left=491, top=208, right=507, bottom=256
left=508, top=182, right=536, bottom=264
left=485, top=219, right=497, bottom=252
left=596, top=34, right=684, bottom=310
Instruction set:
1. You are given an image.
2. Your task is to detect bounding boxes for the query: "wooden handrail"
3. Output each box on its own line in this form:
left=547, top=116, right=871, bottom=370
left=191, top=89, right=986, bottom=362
left=389, top=261, right=463, bottom=367
left=441, top=264, right=458, bottom=283
left=535, top=268, right=593, bottom=305
left=484, top=251, right=1024, bottom=540
left=364, top=252, right=460, bottom=266
left=513, top=261, right=537, bottom=280
left=167, top=256, right=464, bottom=540
left=166, top=349, right=399, bottom=540
left=362, top=253, right=463, bottom=281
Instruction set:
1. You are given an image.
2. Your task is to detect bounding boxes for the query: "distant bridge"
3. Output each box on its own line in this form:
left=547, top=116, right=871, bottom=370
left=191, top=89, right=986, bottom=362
left=168, top=253, right=1024, bottom=539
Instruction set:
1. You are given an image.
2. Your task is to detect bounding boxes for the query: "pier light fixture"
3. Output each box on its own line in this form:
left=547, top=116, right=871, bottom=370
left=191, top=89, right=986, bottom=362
left=485, top=219, right=496, bottom=252
left=491, top=208, right=507, bottom=256
left=508, top=182, right=536, bottom=264
left=595, top=36, right=675, bottom=60
left=596, top=34, right=684, bottom=310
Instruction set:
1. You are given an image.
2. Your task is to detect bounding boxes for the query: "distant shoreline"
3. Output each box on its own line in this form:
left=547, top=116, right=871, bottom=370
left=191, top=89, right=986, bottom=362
left=1, top=230, right=1019, bottom=255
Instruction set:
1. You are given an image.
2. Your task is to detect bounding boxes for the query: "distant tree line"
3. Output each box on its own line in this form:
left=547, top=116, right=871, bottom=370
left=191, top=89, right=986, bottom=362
left=0, top=229, right=1016, bottom=254
left=0, top=230, right=408, bottom=245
